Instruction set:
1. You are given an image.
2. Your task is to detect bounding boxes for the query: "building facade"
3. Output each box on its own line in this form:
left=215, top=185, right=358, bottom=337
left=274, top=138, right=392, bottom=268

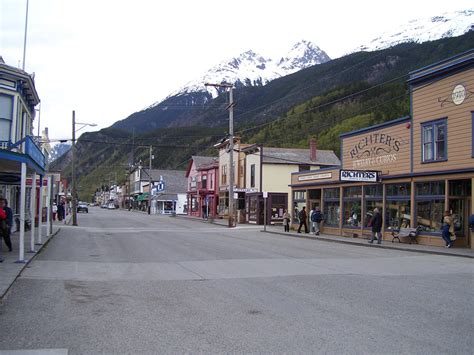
left=185, top=156, right=219, bottom=219
left=290, top=50, right=474, bottom=248
left=242, top=142, right=340, bottom=225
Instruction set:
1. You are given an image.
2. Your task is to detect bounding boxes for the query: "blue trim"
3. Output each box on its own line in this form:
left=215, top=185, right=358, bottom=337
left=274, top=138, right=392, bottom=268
left=0, top=150, right=45, bottom=175
left=420, top=118, right=447, bottom=164
left=339, top=116, right=410, bottom=138
left=408, top=49, right=474, bottom=83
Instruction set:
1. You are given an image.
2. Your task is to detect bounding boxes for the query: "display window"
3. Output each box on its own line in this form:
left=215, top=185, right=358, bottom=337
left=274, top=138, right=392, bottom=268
left=323, top=188, right=340, bottom=226
left=343, top=186, right=361, bottom=227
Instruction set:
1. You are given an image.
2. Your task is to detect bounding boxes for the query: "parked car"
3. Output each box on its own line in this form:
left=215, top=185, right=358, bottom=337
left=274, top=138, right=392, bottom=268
left=77, top=202, right=89, bottom=213
left=107, top=203, right=116, bottom=210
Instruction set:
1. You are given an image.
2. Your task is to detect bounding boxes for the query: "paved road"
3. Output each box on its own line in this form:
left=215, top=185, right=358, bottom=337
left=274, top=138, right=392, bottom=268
left=0, top=208, right=472, bottom=354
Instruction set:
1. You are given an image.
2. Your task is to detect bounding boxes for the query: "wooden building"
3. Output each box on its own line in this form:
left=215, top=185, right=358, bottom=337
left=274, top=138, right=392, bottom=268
left=290, top=49, right=474, bottom=248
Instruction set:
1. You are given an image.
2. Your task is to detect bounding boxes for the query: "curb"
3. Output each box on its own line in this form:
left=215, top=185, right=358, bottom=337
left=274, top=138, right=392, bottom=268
left=0, top=228, right=61, bottom=302
left=262, top=230, right=474, bottom=259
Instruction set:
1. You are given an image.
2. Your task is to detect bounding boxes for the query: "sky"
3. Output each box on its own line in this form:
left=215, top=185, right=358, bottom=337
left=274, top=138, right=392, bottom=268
left=1, top=0, right=473, bottom=142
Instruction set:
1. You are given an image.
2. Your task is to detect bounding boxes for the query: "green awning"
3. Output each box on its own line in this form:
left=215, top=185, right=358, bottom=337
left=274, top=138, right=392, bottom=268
left=136, top=192, right=149, bottom=201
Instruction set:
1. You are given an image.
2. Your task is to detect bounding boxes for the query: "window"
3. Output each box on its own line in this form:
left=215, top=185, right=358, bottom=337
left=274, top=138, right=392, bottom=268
left=0, top=94, right=13, bottom=142
left=323, top=188, right=340, bottom=226
left=343, top=186, right=361, bottom=227
left=385, top=183, right=411, bottom=230
left=364, top=185, right=383, bottom=228
left=298, top=165, right=310, bottom=172
left=422, top=119, right=447, bottom=162
left=293, top=190, right=306, bottom=223
left=415, top=181, right=445, bottom=232
left=201, top=175, right=207, bottom=190
left=221, top=165, right=227, bottom=185
left=250, top=164, right=255, bottom=188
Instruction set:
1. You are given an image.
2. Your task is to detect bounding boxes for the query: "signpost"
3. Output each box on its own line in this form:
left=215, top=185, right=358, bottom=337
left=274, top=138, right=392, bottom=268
left=263, top=192, right=268, bottom=231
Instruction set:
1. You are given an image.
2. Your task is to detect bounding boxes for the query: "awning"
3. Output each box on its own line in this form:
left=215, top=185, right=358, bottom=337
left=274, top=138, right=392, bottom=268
left=136, top=192, right=149, bottom=201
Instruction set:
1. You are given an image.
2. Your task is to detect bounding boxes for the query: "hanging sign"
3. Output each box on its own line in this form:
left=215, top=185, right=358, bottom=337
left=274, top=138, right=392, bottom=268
left=339, top=169, right=380, bottom=183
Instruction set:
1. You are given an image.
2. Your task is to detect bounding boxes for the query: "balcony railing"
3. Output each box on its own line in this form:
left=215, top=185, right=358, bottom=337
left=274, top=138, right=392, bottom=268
left=1, top=136, right=46, bottom=169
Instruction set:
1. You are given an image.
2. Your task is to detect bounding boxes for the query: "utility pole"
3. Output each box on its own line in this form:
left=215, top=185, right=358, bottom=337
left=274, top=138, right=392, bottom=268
left=71, top=110, right=77, bottom=226
left=148, top=145, right=152, bottom=215
left=205, top=82, right=235, bottom=227
left=22, top=0, right=29, bottom=70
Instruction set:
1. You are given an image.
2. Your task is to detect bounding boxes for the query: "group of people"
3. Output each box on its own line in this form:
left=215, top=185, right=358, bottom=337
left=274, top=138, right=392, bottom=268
left=282, top=206, right=324, bottom=235
left=52, top=202, right=65, bottom=221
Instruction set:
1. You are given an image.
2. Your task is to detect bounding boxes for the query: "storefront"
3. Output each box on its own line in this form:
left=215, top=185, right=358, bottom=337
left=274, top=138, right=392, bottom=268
left=290, top=50, right=474, bottom=248
left=246, top=192, right=288, bottom=224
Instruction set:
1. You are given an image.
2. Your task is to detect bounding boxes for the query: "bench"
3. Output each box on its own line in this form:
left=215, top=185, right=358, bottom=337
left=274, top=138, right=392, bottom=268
left=391, top=227, right=420, bottom=244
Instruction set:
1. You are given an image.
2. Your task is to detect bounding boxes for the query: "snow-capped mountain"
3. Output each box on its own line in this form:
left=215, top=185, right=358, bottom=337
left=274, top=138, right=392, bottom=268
left=149, top=40, right=330, bottom=107
left=355, top=9, right=473, bottom=52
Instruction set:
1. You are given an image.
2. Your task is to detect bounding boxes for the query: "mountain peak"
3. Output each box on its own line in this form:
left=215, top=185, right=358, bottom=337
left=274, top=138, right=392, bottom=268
left=354, top=9, right=473, bottom=53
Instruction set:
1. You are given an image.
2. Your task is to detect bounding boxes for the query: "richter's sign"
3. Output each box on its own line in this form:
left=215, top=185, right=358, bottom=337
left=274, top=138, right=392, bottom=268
left=340, top=170, right=380, bottom=183
left=349, top=133, right=403, bottom=169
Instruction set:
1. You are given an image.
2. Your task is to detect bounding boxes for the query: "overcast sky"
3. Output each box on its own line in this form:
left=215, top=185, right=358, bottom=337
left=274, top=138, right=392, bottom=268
left=1, top=0, right=472, bottom=141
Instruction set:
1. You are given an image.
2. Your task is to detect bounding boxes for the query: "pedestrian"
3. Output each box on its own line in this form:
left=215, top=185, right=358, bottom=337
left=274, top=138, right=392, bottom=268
left=0, top=198, right=12, bottom=252
left=282, top=209, right=290, bottom=232
left=57, top=202, right=65, bottom=221
left=311, top=207, right=323, bottom=236
left=368, top=207, right=382, bottom=244
left=297, top=206, right=308, bottom=233
left=202, top=204, right=207, bottom=220
left=469, top=214, right=474, bottom=233
left=52, top=202, right=58, bottom=221
left=441, top=210, right=454, bottom=248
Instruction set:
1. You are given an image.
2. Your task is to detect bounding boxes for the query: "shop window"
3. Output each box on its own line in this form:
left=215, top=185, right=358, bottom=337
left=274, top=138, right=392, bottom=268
left=250, top=164, right=255, bottom=188
left=421, top=119, right=447, bottom=162
left=191, top=196, right=199, bottom=212
left=415, top=181, right=444, bottom=232
left=323, top=188, right=340, bottom=227
left=343, top=186, right=361, bottom=227
left=0, top=94, right=13, bottom=142
left=385, top=183, right=411, bottom=230
left=293, top=190, right=306, bottom=223
left=364, top=185, right=382, bottom=228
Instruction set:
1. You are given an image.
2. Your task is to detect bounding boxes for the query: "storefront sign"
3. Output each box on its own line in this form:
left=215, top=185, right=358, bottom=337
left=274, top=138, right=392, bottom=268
left=219, top=186, right=258, bottom=193
left=298, top=172, right=332, bottom=181
left=452, top=84, right=466, bottom=105
left=349, top=133, right=403, bottom=169
left=339, top=170, right=380, bottom=182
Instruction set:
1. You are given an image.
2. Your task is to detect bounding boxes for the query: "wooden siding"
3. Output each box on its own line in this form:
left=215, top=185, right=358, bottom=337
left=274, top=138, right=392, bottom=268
left=341, top=122, right=411, bottom=176
left=412, top=69, right=474, bottom=174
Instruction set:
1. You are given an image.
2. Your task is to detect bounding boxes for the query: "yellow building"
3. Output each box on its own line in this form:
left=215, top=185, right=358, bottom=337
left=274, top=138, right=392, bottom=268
left=290, top=49, right=474, bottom=248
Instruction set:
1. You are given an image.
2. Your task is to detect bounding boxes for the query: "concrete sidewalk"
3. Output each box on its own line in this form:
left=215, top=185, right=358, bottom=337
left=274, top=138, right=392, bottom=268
left=176, top=214, right=474, bottom=258
left=0, top=221, right=62, bottom=301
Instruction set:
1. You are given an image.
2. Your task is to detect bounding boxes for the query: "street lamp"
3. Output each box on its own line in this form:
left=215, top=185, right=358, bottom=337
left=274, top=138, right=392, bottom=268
left=72, top=110, right=97, bottom=226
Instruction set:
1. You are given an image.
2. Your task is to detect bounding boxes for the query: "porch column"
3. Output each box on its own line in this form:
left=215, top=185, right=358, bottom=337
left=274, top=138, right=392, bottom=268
left=29, top=172, right=36, bottom=253
left=46, top=175, right=52, bottom=236
left=17, top=163, right=27, bottom=263
left=37, top=175, right=44, bottom=244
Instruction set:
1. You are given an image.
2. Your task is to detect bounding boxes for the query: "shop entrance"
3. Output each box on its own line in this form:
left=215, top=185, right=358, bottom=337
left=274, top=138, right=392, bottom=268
left=308, top=189, right=321, bottom=211
left=448, top=180, right=472, bottom=246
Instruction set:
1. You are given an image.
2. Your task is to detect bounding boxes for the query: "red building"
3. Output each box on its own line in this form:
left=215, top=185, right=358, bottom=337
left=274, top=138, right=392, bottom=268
left=185, top=156, right=219, bottom=219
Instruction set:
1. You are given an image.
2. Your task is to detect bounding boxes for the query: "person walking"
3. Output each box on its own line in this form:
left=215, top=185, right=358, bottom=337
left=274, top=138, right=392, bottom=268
left=0, top=198, right=12, bottom=252
left=52, top=202, right=58, bottom=221
left=311, top=207, right=323, bottom=236
left=441, top=210, right=454, bottom=248
left=368, top=208, right=382, bottom=244
left=297, top=206, right=308, bottom=233
left=282, top=209, right=290, bottom=232
left=57, top=202, right=65, bottom=221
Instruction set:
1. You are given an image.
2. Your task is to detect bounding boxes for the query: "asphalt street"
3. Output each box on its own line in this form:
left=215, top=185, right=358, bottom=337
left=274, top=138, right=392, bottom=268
left=0, top=207, right=472, bottom=354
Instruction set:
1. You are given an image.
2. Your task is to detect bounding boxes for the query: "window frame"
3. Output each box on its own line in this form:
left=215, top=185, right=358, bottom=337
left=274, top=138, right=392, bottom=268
left=0, top=93, right=14, bottom=142
left=421, top=118, right=447, bottom=163
left=250, top=164, right=255, bottom=188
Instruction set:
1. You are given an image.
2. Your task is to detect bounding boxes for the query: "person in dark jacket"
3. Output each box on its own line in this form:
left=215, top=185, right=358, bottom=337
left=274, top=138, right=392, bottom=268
left=0, top=198, right=12, bottom=252
left=368, top=208, right=383, bottom=244
left=297, top=206, right=308, bottom=233
left=311, top=207, right=323, bottom=235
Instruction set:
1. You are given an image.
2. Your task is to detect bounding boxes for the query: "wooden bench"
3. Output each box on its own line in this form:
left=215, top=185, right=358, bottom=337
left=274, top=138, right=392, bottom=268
left=391, top=227, right=420, bottom=244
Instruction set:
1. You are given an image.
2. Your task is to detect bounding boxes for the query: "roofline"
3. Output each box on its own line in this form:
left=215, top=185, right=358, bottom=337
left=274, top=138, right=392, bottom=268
left=339, top=116, right=410, bottom=139
left=408, top=48, right=474, bottom=77
left=0, top=63, right=40, bottom=106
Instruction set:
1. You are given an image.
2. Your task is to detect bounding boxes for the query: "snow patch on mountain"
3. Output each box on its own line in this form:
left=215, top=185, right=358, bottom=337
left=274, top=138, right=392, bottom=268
left=354, top=9, right=473, bottom=52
